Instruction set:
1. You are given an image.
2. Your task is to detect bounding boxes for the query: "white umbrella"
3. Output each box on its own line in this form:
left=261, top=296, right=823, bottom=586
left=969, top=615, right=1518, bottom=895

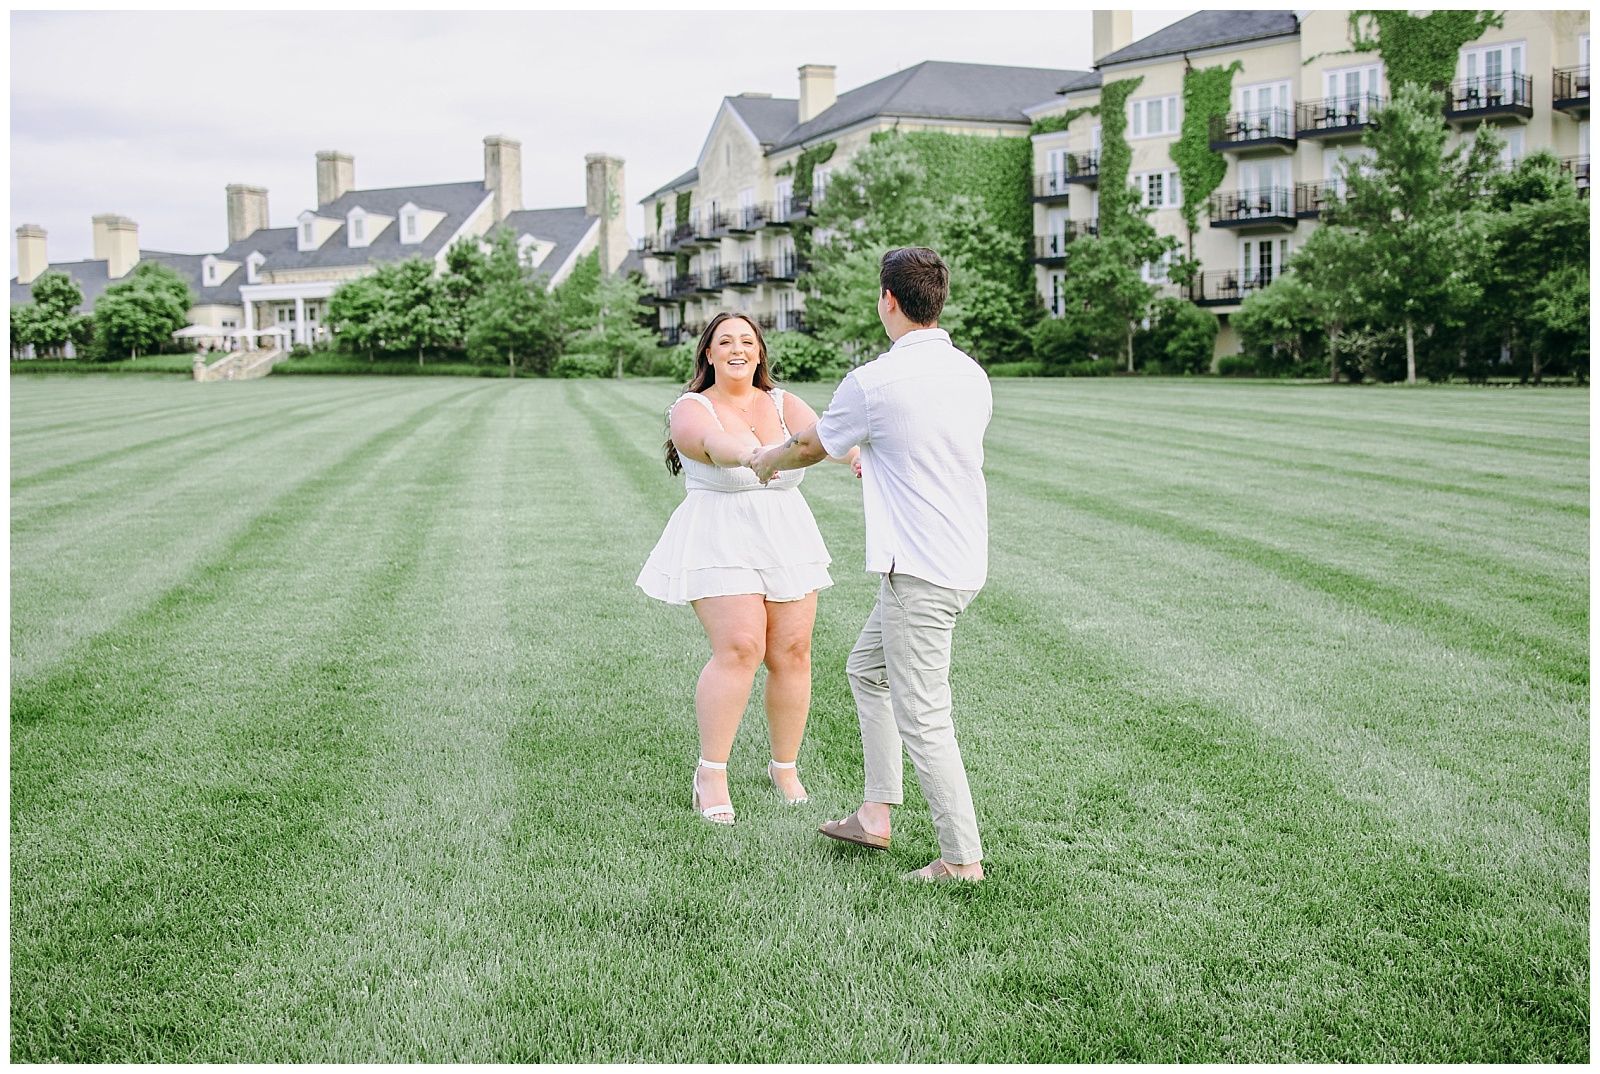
left=173, top=323, right=231, bottom=338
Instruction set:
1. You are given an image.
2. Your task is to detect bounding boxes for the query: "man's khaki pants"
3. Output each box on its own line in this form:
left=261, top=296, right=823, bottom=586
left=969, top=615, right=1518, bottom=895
left=846, top=571, right=983, bottom=864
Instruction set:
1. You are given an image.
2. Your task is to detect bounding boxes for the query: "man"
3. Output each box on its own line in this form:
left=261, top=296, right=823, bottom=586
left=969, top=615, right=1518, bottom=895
left=751, top=247, right=991, bottom=882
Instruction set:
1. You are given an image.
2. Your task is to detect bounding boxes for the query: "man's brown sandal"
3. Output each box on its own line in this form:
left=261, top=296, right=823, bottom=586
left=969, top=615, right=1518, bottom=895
left=818, top=813, right=890, bottom=850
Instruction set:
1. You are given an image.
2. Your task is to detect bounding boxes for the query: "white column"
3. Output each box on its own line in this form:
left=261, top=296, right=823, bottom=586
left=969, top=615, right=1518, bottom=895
left=294, top=295, right=306, bottom=345
left=243, top=299, right=255, bottom=350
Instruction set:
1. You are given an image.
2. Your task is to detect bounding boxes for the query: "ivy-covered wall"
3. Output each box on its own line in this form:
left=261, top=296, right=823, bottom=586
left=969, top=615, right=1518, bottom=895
left=1094, top=76, right=1143, bottom=240
left=1347, top=10, right=1503, bottom=88
left=654, top=201, right=663, bottom=232
left=791, top=142, right=837, bottom=201
left=1168, top=61, right=1242, bottom=236
left=674, top=190, right=692, bottom=224
left=1028, top=106, right=1096, bottom=137
left=900, top=131, right=1034, bottom=244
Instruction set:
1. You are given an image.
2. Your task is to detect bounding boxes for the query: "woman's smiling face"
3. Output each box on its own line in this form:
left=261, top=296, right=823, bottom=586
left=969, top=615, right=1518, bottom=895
left=707, top=318, right=761, bottom=386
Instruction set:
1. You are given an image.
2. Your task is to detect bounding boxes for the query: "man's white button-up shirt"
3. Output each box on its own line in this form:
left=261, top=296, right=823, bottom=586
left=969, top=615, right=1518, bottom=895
left=815, top=327, right=992, bottom=591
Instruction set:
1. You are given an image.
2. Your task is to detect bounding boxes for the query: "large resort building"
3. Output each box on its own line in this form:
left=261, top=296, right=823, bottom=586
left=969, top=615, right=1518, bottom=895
left=12, top=137, right=634, bottom=351
left=640, top=9, right=1589, bottom=360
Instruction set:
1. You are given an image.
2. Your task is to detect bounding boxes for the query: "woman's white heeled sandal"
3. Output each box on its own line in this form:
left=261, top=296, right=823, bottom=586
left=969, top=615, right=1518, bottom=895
left=767, top=758, right=809, bottom=805
left=692, top=758, right=736, bottom=824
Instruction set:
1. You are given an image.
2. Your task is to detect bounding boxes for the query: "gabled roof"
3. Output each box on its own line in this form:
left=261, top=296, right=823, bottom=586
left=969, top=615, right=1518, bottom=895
left=1096, top=10, right=1299, bottom=68
left=726, top=94, right=800, bottom=146
left=771, top=60, right=1090, bottom=151
left=1056, top=70, right=1104, bottom=95
left=499, top=205, right=595, bottom=279
left=643, top=166, right=700, bottom=202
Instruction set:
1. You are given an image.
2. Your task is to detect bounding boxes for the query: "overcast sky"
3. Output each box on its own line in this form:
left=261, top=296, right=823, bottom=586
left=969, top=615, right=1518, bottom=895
left=10, top=6, right=1193, bottom=276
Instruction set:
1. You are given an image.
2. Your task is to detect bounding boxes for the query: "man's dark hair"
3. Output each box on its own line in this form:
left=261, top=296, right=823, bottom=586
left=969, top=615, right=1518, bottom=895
left=879, top=247, right=949, bottom=326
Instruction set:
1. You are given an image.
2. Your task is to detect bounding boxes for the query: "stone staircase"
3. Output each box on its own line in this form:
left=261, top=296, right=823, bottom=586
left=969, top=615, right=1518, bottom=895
left=192, top=348, right=286, bottom=382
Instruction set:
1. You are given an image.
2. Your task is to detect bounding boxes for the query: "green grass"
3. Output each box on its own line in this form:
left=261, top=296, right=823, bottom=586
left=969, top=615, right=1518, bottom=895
left=10, top=374, right=1588, bottom=1061
left=270, top=352, right=517, bottom=377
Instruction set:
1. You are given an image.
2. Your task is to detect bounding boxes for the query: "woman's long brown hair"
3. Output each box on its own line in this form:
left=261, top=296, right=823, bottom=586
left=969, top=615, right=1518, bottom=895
left=663, top=312, right=774, bottom=475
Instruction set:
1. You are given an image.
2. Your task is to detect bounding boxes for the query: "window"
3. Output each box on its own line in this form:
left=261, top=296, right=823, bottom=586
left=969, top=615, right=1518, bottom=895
left=404, top=214, right=417, bottom=239
left=1241, top=237, right=1291, bottom=288
left=1325, top=63, right=1382, bottom=114
left=774, top=178, right=793, bottom=220
left=1324, top=145, right=1374, bottom=193
left=206, top=264, right=217, bottom=283
left=352, top=217, right=364, bottom=242
left=301, top=221, right=313, bottom=243
left=813, top=167, right=832, bottom=204
left=1134, top=169, right=1182, bottom=209
left=1237, top=80, right=1291, bottom=138
left=1497, top=126, right=1526, bottom=166
left=1141, top=249, right=1176, bottom=283
left=1462, top=40, right=1527, bottom=104
left=1129, top=94, right=1179, bottom=138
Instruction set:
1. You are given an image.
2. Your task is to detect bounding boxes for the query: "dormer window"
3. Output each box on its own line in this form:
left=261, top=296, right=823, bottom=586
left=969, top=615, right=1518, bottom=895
left=296, top=210, right=339, bottom=252
left=404, top=212, right=417, bottom=239
left=352, top=217, right=364, bottom=242
left=206, top=263, right=218, bottom=284
left=246, top=251, right=265, bottom=284
left=302, top=221, right=314, bottom=243
left=344, top=206, right=392, bottom=249
left=395, top=202, right=444, bottom=246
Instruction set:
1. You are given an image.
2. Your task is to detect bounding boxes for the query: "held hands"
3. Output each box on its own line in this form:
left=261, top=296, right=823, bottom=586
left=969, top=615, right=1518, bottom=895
left=748, top=445, right=781, bottom=485
left=848, top=447, right=862, bottom=480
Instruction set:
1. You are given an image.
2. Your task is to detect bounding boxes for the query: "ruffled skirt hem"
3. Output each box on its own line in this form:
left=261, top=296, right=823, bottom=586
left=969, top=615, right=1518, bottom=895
left=637, top=562, right=833, bottom=605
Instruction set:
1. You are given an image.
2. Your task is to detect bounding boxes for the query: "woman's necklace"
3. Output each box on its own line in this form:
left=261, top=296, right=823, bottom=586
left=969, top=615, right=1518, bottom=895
left=712, top=386, right=761, bottom=434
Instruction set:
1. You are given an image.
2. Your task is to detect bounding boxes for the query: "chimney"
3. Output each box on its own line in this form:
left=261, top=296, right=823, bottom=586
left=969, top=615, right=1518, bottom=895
left=1093, top=10, right=1134, bottom=64
left=96, top=215, right=140, bottom=279
left=484, top=135, right=523, bottom=223
left=584, top=153, right=629, bottom=277
left=226, top=184, right=269, bottom=243
left=798, top=64, right=836, bottom=124
left=16, top=225, right=47, bottom=284
left=316, top=151, right=354, bottom=207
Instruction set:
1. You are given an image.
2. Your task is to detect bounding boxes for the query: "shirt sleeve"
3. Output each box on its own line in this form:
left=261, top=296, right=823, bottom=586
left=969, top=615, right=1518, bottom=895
left=814, top=373, right=869, bottom=458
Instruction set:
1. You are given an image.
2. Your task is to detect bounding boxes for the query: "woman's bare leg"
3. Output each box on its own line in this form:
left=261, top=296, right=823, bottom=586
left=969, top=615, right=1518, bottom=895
left=690, top=594, right=769, bottom=810
left=763, top=592, right=817, bottom=801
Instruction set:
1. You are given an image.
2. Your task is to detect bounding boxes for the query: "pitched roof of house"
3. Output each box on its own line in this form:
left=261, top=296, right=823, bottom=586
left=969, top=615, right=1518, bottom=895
left=221, top=180, right=493, bottom=277
left=726, top=94, right=801, bottom=146
left=500, top=205, right=596, bottom=279
left=1096, top=10, right=1299, bottom=68
left=770, top=60, right=1091, bottom=150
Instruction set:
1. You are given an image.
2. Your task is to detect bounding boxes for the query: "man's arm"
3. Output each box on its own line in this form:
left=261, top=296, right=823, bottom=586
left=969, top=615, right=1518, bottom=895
left=751, top=422, right=828, bottom=483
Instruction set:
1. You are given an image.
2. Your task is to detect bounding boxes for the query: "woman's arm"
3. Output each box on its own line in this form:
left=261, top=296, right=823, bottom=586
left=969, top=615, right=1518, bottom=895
left=780, top=393, right=859, bottom=470
left=670, top=397, right=759, bottom=469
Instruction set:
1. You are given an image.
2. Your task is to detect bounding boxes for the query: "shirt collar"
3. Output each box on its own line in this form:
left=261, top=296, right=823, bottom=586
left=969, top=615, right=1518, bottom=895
left=889, top=327, right=951, bottom=351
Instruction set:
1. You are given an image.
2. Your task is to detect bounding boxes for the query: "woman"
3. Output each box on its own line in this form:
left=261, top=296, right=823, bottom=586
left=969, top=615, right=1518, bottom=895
left=638, top=312, right=859, bottom=825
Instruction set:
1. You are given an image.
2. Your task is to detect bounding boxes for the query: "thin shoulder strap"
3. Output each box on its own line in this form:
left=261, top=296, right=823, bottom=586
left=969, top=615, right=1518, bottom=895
left=769, top=388, right=790, bottom=436
left=680, top=391, right=724, bottom=431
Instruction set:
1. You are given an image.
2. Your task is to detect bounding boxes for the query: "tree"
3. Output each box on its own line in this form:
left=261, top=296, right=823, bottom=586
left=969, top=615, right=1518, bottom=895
left=554, top=250, right=603, bottom=348
left=439, top=237, right=490, bottom=354
left=1140, top=296, right=1219, bottom=375
left=326, top=275, right=387, bottom=360
left=465, top=229, right=562, bottom=376
left=10, top=270, right=90, bottom=357
left=1232, top=277, right=1326, bottom=376
left=1050, top=234, right=1163, bottom=372
left=92, top=261, right=193, bottom=359
left=1323, top=83, right=1501, bottom=383
left=1288, top=224, right=1367, bottom=382
left=374, top=257, right=450, bottom=366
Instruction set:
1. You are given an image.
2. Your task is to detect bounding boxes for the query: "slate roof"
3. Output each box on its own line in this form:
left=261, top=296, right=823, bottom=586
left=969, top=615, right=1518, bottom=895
left=11, top=250, right=216, bottom=313
left=499, top=205, right=596, bottom=279
left=726, top=95, right=800, bottom=147
left=221, top=180, right=493, bottom=277
left=770, top=61, right=1090, bottom=150
left=1096, top=10, right=1299, bottom=68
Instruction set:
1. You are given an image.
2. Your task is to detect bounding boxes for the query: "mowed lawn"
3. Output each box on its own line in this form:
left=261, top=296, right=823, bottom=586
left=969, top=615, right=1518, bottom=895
left=9, top=373, right=1588, bottom=1062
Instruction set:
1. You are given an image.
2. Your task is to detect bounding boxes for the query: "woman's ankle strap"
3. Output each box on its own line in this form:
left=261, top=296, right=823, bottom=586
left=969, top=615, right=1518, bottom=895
left=768, top=758, right=797, bottom=769
left=697, top=757, right=727, bottom=770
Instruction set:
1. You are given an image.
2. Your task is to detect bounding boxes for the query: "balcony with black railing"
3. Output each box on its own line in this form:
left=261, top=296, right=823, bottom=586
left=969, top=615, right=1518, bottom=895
left=1184, top=269, right=1281, bottom=307
left=1031, top=222, right=1098, bottom=262
left=1295, top=94, right=1384, bottom=139
left=1209, top=108, right=1296, bottom=152
left=728, top=204, right=770, bottom=233
left=1560, top=155, right=1590, bottom=196
left=773, top=309, right=807, bottom=333
left=1294, top=181, right=1340, bottom=218
left=769, top=253, right=808, bottom=281
left=668, top=221, right=699, bottom=249
left=1440, top=73, right=1534, bottom=122
left=1208, top=187, right=1296, bottom=229
left=1553, top=66, right=1590, bottom=114
left=658, top=324, right=691, bottom=347
left=727, top=260, right=773, bottom=288
left=1032, top=153, right=1099, bottom=199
